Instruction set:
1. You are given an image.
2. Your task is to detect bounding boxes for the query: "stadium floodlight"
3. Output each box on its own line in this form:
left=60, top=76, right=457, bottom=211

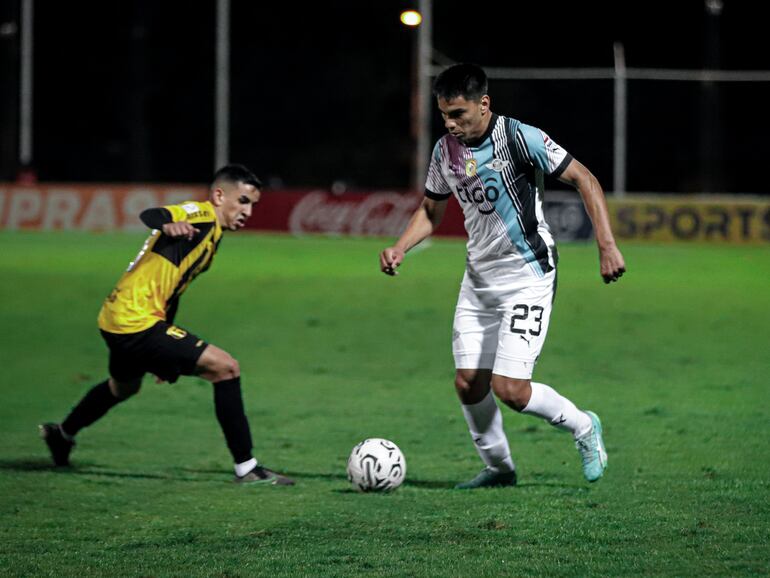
left=400, top=10, right=422, bottom=27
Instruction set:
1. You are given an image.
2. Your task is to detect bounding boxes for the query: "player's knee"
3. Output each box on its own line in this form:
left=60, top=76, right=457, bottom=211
left=491, top=376, right=531, bottom=412
left=197, top=345, right=241, bottom=382
left=224, top=356, right=240, bottom=380
left=454, top=373, right=468, bottom=392
left=213, top=353, right=240, bottom=382
left=454, top=370, right=491, bottom=404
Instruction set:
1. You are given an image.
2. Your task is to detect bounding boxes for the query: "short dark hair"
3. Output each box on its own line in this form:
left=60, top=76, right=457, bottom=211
left=212, top=164, right=262, bottom=189
left=433, top=63, right=488, bottom=102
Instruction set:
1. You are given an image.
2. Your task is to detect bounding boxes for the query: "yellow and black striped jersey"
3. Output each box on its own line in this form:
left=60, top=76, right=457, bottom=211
left=98, top=200, right=222, bottom=334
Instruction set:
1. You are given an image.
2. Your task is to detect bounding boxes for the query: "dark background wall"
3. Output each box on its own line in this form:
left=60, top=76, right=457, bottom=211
left=1, top=0, right=768, bottom=193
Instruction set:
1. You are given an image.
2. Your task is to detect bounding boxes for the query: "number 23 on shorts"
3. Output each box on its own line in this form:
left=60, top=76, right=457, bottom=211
left=509, top=304, right=544, bottom=336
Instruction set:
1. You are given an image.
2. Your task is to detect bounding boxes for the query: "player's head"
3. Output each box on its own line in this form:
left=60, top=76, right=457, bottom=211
left=209, top=164, right=262, bottom=231
left=433, top=63, right=488, bottom=102
left=433, top=63, right=491, bottom=144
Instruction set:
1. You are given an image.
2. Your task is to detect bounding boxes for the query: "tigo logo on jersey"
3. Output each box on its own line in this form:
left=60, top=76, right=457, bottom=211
left=465, top=159, right=478, bottom=177
left=485, top=159, right=510, bottom=172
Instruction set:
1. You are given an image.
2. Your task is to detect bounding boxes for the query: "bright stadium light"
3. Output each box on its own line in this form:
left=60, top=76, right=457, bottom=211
left=400, top=10, right=422, bottom=26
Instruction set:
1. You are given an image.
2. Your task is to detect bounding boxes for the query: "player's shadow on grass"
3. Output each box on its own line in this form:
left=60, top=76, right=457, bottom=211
left=183, top=467, right=351, bottom=484
left=281, top=470, right=457, bottom=489
left=0, top=458, right=56, bottom=472
left=2, top=460, right=581, bottom=489
left=401, top=478, right=578, bottom=490
left=0, top=459, right=224, bottom=483
left=266, top=471, right=456, bottom=490
left=404, top=478, right=456, bottom=489
left=188, top=467, right=459, bottom=489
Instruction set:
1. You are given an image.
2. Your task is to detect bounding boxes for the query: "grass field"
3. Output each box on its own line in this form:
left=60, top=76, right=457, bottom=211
left=0, top=231, right=768, bottom=577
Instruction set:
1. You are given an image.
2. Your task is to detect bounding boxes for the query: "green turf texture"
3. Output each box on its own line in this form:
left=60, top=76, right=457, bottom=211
left=0, top=231, right=768, bottom=577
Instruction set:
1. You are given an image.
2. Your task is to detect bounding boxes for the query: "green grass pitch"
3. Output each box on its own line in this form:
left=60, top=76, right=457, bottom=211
left=0, top=231, right=768, bottom=577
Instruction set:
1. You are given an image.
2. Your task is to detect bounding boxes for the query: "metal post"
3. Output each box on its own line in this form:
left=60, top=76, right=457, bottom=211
left=215, top=0, right=230, bottom=170
left=700, top=0, right=723, bottom=193
left=414, top=0, right=432, bottom=192
left=613, top=42, right=627, bottom=197
left=128, top=3, right=151, bottom=180
left=19, top=0, right=33, bottom=166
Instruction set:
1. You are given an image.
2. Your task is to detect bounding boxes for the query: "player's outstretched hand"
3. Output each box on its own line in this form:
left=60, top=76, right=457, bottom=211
left=162, top=221, right=198, bottom=240
left=599, top=245, right=626, bottom=284
left=380, top=247, right=405, bottom=276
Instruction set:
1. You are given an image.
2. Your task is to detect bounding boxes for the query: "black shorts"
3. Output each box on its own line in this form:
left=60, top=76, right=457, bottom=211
left=101, top=322, right=208, bottom=384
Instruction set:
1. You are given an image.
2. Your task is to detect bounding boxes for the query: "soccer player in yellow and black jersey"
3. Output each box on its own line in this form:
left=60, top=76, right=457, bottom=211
left=40, top=164, right=294, bottom=485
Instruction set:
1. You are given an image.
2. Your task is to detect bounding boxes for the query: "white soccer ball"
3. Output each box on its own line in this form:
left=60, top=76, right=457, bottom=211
left=346, top=438, right=407, bottom=492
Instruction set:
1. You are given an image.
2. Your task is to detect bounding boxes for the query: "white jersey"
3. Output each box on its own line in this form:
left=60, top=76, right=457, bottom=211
left=425, top=114, right=572, bottom=280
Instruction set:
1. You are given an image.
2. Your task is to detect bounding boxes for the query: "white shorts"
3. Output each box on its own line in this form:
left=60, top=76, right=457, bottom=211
left=452, top=268, right=556, bottom=379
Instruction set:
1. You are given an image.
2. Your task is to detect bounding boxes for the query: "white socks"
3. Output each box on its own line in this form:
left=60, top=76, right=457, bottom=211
left=461, top=390, right=515, bottom=473
left=234, top=457, right=257, bottom=477
left=522, top=382, right=591, bottom=437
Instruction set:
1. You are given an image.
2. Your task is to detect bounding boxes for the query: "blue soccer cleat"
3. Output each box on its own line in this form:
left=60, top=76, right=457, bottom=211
left=575, top=411, right=607, bottom=482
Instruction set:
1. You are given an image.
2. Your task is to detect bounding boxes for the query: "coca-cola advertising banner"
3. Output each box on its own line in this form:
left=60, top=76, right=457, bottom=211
left=249, top=189, right=461, bottom=237
left=0, top=184, right=594, bottom=241
left=248, top=189, right=595, bottom=241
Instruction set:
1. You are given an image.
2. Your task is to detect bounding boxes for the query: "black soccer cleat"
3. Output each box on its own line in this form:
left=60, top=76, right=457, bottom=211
left=235, top=465, right=295, bottom=486
left=39, top=423, right=75, bottom=467
left=455, top=467, right=518, bottom=490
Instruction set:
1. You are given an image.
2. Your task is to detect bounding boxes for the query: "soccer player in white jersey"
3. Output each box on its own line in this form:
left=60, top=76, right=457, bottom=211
left=380, top=63, right=626, bottom=488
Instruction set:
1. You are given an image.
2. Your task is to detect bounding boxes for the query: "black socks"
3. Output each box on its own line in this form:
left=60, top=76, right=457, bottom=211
left=60, top=377, right=255, bottom=465
left=213, top=377, right=254, bottom=463
left=61, top=380, right=123, bottom=436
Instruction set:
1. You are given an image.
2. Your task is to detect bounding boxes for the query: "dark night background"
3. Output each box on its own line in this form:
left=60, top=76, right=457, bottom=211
left=1, top=1, right=769, bottom=193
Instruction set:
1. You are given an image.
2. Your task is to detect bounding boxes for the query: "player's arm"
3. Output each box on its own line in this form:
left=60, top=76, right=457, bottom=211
left=380, top=197, right=448, bottom=276
left=558, top=159, right=626, bottom=283
left=139, top=207, right=198, bottom=240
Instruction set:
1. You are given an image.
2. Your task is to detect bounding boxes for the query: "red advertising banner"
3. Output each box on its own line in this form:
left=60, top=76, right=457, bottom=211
left=245, top=189, right=594, bottom=241
left=246, top=189, right=466, bottom=237
left=0, top=185, right=206, bottom=231
left=0, top=185, right=469, bottom=237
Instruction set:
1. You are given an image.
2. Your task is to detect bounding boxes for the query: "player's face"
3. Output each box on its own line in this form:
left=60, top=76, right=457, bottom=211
left=215, top=182, right=261, bottom=231
left=437, top=95, right=490, bottom=143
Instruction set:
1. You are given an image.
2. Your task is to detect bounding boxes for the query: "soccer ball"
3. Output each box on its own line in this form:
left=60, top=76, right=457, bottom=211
left=346, top=438, right=406, bottom=492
